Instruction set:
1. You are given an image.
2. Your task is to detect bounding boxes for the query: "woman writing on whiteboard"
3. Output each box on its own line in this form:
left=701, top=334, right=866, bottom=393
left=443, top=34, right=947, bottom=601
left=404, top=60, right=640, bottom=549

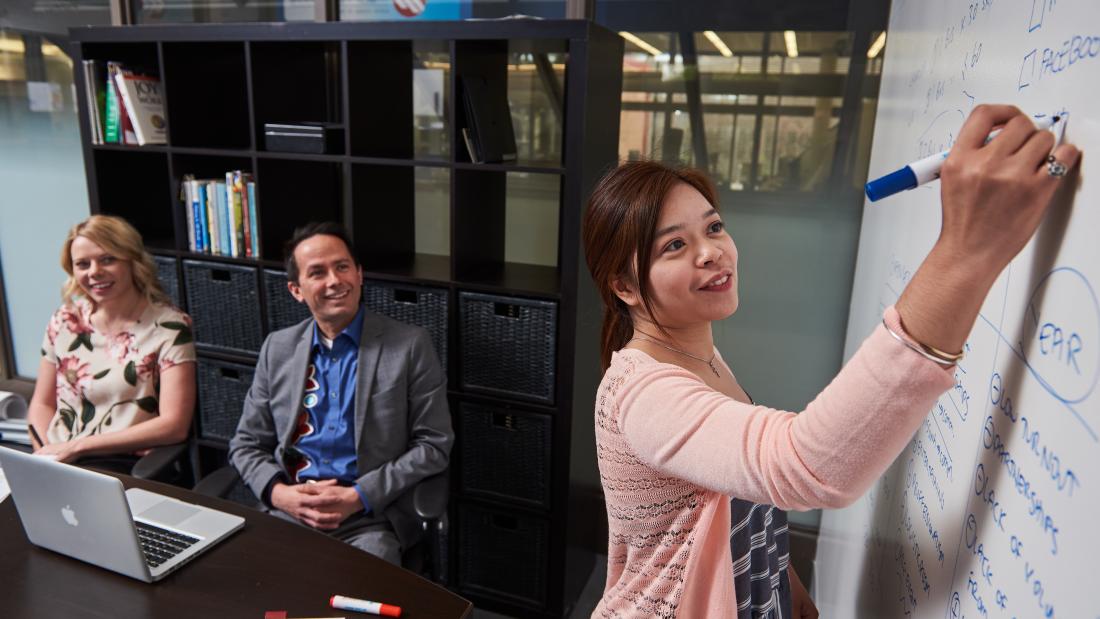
left=26, top=215, right=196, bottom=470
left=583, top=105, right=1079, bottom=618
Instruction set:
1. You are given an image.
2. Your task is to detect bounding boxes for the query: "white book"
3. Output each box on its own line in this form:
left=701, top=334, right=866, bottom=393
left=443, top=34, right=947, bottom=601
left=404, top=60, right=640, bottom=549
left=82, top=61, right=101, bottom=144
left=182, top=176, right=196, bottom=252
left=113, top=71, right=167, bottom=146
left=205, top=180, right=220, bottom=256
left=225, top=172, right=238, bottom=258
left=0, top=420, right=30, bottom=433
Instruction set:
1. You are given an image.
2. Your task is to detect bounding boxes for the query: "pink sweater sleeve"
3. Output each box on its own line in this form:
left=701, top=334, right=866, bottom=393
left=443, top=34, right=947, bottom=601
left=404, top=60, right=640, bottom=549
left=617, top=307, right=955, bottom=510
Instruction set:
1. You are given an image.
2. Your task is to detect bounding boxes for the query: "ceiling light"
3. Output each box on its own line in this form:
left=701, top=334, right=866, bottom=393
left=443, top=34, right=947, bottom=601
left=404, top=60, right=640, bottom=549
left=0, top=39, right=26, bottom=55
left=783, top=31, right=798, bottom=58
left=703, top=31, right=732, bottom=58
left=619, top=31, right=662, bottom=57
left=867, top=32, right=886, bottom=58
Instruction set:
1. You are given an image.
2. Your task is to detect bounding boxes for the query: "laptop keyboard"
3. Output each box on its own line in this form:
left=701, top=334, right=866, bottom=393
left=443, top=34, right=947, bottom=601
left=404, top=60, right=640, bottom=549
left=135, top=521, right=201, bottom=568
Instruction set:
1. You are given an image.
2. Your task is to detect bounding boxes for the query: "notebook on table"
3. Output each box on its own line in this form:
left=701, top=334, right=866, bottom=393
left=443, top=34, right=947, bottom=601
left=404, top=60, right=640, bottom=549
left=0, top=446, right=244, bottom=582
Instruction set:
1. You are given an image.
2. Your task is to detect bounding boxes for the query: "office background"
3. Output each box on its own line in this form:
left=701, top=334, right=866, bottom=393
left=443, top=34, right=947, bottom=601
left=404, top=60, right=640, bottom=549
left=0, top=0, right=888, bottom=570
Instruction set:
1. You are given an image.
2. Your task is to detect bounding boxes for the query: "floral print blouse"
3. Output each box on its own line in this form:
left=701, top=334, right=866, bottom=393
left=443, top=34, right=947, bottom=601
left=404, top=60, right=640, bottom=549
left=41, top=299, right=196, bottom=444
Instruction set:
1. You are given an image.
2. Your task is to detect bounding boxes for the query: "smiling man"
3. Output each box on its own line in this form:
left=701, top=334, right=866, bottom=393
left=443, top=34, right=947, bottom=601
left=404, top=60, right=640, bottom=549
left=228, top=222, right=453, bottom=564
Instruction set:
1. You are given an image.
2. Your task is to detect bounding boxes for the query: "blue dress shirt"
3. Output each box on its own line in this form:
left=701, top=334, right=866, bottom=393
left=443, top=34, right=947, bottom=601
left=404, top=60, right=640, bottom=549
left=291, top=307, right=372, bottom=512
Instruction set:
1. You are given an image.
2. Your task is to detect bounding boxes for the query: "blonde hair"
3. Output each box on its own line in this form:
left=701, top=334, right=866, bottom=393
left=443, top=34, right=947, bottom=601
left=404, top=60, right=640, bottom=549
left=60, top=215, right=170, bottom=307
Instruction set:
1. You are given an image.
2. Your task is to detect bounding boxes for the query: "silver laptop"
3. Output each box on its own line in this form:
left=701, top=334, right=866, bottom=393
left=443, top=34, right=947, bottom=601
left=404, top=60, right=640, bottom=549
left=0, top=446, right=244, bottom=582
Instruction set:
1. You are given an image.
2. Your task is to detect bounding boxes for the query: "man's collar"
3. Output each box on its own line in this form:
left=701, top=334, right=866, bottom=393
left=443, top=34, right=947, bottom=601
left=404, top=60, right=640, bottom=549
left=312, top=306, right=365, bottom=350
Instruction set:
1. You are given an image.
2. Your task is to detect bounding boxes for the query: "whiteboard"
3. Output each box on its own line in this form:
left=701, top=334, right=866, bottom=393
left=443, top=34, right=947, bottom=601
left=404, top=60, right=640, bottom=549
left=815, top=1, right=1099, bottom=617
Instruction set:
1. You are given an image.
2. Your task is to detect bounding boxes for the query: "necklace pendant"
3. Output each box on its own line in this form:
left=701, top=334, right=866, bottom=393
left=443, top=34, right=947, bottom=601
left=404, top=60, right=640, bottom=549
left=708, top=362, right=721, bottom=377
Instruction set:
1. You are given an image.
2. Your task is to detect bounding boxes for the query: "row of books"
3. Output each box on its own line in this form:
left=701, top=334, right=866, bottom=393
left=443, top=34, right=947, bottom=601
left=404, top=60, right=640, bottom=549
left=80, top=60, right=167, bottom=146
left=182, top=171, right=261, bottom=258
left=0, top=420, right=31, bottom=447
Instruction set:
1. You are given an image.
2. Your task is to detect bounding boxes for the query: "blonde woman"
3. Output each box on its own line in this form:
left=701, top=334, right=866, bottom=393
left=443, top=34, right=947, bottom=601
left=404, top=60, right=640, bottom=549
left=27, top=215, right=196, bottom=470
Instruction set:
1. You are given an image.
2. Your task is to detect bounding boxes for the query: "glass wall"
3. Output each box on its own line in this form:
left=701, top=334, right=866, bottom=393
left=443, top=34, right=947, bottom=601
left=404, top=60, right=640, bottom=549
left=612, top=26, right=887, bottom=528
left=135, top=0, right=568, bottom=23
left=1, top=5, right=110, bottom=378
left=618, top=30, right=881, bottom=192
left=340, top=0, right=471, bottom=21
left=137, top=0, right=315, bottom=23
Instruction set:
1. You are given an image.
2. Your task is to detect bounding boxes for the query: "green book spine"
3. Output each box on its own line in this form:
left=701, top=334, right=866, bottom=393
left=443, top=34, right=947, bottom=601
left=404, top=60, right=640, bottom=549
left=104, top=63, right=121, bottom=143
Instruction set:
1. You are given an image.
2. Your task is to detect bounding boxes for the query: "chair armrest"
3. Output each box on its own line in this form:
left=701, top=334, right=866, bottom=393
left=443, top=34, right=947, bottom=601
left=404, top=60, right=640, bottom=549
left=413, top=472, right=449, bottom=521
left=194, top=465, right=242, bottom=498
left=130, top=442, right=189, bottom=480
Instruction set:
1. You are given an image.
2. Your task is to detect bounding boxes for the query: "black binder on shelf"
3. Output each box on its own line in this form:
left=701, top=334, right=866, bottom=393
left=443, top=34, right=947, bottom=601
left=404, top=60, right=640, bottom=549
left=460, top=75, right=517, bottom=164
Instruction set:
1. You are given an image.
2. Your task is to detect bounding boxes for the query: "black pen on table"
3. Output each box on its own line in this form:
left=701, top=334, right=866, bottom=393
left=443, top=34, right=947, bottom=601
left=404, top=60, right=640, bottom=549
left=27, top=424, right=44, bottom=449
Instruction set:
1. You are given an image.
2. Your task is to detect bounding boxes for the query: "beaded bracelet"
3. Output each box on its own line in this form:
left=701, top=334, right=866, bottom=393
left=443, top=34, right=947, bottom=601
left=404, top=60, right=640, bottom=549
left=881, top=318, right=963, bottom=366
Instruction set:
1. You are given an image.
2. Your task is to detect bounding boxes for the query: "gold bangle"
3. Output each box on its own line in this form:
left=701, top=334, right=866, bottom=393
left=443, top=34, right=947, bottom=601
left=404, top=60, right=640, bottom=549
left=896, top=314, right=964, bottom=362
left=882, top=319, right=956, bottom=366
left=920, top=341, right=964, bottom=362
left=890, top=314, right=964, bottom=365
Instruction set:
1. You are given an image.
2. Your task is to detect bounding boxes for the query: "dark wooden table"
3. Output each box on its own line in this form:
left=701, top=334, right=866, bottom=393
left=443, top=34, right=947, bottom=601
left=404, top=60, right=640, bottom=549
left=0, top=471, right=472, bottom=618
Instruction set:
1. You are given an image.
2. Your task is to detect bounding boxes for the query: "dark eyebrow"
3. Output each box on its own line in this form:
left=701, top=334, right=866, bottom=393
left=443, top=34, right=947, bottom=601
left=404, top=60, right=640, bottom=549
left=654, top=223, right=682, bottom=238
left=654, top=207, right=718, bottom=239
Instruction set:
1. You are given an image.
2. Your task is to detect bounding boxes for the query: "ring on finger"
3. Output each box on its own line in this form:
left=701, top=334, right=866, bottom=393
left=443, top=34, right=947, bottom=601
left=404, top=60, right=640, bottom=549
left=1047, top=154, right=1068, bottom=177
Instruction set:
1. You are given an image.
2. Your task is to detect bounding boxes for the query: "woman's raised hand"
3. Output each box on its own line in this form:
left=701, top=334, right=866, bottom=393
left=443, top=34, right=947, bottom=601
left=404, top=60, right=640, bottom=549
left=896, top=104, right=1081, bottom=356
left=937, top=104, right=1080, bottom=271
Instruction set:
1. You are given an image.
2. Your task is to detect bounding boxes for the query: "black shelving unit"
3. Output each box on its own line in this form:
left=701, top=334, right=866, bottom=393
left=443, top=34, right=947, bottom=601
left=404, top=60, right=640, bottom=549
left=71, top=21, right=622, bottom=618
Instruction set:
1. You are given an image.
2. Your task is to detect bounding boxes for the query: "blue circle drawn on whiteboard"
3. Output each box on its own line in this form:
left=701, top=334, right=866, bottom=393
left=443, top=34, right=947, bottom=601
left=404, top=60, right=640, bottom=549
left=1024, top=266, right=1100, bottom=405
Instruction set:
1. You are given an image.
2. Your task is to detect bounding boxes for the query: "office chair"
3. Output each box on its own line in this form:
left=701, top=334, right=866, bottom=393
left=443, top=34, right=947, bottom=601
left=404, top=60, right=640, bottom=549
left=194, top=466, right=450, bottom=583
left=129, top=442, right=192, bottom=483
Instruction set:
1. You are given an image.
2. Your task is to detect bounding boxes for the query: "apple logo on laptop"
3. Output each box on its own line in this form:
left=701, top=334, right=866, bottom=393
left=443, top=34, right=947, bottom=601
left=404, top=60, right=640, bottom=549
left=61, top=505, right=79, bottom=527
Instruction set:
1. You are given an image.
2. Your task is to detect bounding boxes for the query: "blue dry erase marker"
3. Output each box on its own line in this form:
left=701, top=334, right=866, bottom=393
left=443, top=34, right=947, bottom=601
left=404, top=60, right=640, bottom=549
left=865, top=115, right=1061, bottom=202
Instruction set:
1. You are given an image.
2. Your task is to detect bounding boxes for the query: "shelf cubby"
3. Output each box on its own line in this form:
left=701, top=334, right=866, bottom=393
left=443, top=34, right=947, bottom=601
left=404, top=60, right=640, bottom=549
left=505, top=40, right=566, bottom=168
left=170, top=152, right=254, bottom=256
left=350, top=162, right=413, bottom=267
left=93, top=149, right=175, bottom=250
left=254, top=157, right=342, bottom=260
left=503, top=172, right=560, bottom=270
left=454, top=39, right=509, bottom=165
left=250, top=41, right=343, bottom=154
left=454, top=169, right=560, bottom=296
left=413, top=40, right=451, bottom=161
left=347, top=40, right=413, bottom=158
left=453, top=167, right=505, bottom=282
left=351, top=164, right=451, bottom=283
left=162, top=42, right=251, bottom=149
left=81, top=41, right=159, bottom=76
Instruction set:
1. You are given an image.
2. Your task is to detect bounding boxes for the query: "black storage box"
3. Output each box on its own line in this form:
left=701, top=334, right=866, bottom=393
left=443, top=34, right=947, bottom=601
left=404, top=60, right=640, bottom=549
left=458, top=402, right=552, bottom=508
left=263, top=122, right=344, bottom=154
left=363, top=279, right=450, bottom=368
left=263, top=269, right=312, bottom=333
left=153, top=255, right=181, bottom=308
left=196, top=358, right=255, bottom=442
left=182, top=260, right=264, bottom=354
left=459, top=292, right=557, bottom=404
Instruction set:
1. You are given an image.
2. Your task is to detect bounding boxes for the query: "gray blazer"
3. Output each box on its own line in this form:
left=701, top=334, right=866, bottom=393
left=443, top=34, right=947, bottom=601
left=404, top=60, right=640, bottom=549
left=229, top=309, right=453, bottom=549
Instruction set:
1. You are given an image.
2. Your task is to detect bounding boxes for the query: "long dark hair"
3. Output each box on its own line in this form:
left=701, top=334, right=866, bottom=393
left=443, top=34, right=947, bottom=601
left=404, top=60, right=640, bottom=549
left=582, top=161, right=719, bottom=370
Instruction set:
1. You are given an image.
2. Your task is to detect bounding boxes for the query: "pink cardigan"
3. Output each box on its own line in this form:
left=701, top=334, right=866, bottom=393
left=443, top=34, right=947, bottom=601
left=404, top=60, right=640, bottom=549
left=592, top=307, right=954, bottom=617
